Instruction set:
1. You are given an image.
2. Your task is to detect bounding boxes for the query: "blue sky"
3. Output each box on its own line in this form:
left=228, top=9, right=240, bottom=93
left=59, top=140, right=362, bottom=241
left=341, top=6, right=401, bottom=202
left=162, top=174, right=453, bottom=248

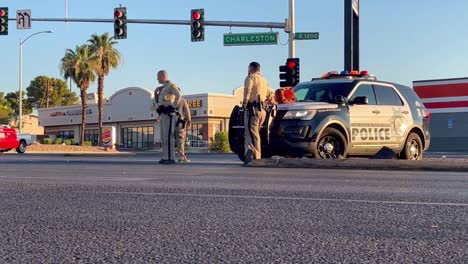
left=1, top=0, right=468, bottom=98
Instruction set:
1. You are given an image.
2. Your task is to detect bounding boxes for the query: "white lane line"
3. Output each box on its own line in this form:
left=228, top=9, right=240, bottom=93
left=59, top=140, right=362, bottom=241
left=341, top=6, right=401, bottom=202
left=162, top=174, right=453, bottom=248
left=98, top=191, right=468, bottom=207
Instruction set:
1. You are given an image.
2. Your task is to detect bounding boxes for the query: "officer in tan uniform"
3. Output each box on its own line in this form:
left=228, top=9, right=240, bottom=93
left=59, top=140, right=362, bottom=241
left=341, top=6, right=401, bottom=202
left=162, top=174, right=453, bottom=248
left=155, top=70, right=181, bottom=164
left=175, top=96, right=192, bottom=162
left=243, top=62, right=276, bottom=164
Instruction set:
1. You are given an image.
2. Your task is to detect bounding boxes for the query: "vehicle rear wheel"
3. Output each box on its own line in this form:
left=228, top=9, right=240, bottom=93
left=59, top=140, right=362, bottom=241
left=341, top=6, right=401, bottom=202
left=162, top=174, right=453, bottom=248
left=16, top=140, right=26, bottom=154
left=400, top=132, right=423, bottom=160
left=314, top=127, right=347, bottom=159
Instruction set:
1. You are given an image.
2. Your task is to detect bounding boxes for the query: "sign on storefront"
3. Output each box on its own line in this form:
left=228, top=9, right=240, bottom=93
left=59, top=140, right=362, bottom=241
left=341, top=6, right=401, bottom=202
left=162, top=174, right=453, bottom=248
left=102, top=126, right=116, bottom=148
left=188, top=100, right=203, bottom=108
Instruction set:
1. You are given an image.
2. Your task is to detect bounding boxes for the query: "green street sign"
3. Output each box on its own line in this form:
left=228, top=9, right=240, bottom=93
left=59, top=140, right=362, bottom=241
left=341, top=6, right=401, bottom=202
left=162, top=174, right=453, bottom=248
left=294, top=32, right=320, bottom=40
left=223, top=32, right=279, bottom=46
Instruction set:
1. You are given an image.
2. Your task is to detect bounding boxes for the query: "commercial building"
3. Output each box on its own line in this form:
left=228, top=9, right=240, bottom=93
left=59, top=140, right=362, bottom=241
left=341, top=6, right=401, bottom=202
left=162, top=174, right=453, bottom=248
left=38, top=87, right=243, bottom=149
left=413, top=77, right=468, bottom=151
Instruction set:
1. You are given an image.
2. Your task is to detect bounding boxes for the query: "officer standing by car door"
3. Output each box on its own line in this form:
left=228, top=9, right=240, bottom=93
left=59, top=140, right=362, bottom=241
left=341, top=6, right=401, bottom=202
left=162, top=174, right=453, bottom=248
left=175, top=95, right=192, bottom=162
left=155, top=70, right=181, bottom=164
left=243, top=62, right=276, bottom=164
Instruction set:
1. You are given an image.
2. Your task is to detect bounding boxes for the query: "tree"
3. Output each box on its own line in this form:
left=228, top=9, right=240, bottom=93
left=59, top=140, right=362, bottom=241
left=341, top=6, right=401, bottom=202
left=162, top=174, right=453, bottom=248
left=210, top=131, right=232, bottom=153
left=26, top=76, right=78, bottom=109
left=60, top=45, right=97, bottom=145
left=4, top=91, right=32, bottom=116
left=88, top=33, right=122, bottom=146
left=0, top=92, right=13, bottom=124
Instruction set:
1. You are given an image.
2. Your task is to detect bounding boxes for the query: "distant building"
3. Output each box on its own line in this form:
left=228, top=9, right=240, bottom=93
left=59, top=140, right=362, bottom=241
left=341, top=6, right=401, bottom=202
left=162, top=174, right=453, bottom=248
left=413, top=77, right=468, bottom=151
left=38, top=87, right=243, bottom=149
left=9, top=114, right=44, bottom=135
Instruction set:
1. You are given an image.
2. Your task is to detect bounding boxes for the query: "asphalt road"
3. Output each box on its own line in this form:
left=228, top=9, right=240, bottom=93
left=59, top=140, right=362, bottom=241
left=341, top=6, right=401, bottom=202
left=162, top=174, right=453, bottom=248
left=1, top=154, right=467, bottom=263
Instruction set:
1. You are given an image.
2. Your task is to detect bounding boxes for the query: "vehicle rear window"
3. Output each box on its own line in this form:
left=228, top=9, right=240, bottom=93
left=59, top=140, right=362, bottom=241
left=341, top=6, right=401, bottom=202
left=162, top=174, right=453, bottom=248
left=374, top=85, right=403, bottom=106
left=295, top=82, right=355, bottom=103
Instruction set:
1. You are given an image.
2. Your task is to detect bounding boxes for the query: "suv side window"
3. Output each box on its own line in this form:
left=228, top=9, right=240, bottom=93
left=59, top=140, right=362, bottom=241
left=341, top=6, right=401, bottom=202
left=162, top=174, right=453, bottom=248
left=350, top=84, right=377, bottom=105
left=374, top=85, right=403, bottom=106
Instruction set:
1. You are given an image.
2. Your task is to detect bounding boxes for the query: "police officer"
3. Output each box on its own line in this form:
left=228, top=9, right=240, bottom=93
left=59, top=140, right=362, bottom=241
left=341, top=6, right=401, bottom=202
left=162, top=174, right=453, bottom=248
left=243, top=62, right=275, bottom=164
left=155, top=70, right=181, bottom=164
left=175, top=96, right=191, bottom=162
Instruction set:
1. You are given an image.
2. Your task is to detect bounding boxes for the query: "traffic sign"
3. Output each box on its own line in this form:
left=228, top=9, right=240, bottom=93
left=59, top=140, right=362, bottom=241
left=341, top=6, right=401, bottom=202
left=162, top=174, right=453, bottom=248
left=223, top=32, right=278, bottom=46
left=17, top=9, right=31, bottom=29
left=294, top=32, right=319, bottom=40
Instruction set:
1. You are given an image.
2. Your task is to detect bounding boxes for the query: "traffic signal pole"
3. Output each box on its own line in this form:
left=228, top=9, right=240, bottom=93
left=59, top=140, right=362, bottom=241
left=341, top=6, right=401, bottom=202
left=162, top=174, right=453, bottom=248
left=288, top=0, right=296, bottom=58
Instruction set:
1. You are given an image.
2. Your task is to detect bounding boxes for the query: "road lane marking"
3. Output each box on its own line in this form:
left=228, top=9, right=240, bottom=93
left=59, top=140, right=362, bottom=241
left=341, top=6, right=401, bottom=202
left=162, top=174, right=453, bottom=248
left=98, top=191, right=468, bottom=207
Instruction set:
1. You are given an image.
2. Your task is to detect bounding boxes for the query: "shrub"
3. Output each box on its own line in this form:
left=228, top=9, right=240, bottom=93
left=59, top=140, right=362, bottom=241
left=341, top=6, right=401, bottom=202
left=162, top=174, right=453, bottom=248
left=64, top=140, right=72, bottom=145
left=54, top=138, right=63, bottom=145
left=83, top=141, right=93, bottom=147
left=209, top=131, right=231, bottom=153
left=42, top=138, right=53, bottom=145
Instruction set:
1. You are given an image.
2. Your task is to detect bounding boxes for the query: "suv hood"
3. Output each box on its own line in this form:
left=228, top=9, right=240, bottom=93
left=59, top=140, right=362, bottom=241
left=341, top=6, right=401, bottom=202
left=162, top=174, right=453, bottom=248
left=277, top=102, right=338, bottom=111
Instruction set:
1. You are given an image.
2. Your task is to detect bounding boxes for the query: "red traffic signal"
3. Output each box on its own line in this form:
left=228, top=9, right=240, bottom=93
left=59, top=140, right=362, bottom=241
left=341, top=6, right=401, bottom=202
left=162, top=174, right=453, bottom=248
left=114, top=10, right=123, bottom=18
left=0, top=9, right=6, bottom=17
left=287, top=60, right=296, bottom=70
left=192, top=11, right=201, bottom=20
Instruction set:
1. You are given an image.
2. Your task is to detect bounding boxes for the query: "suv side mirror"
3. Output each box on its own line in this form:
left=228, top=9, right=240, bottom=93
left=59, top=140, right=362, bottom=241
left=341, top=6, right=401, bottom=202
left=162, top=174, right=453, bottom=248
left=350, top=96, right=369, bottom=105
left=335, top=95, right=347, bottom=105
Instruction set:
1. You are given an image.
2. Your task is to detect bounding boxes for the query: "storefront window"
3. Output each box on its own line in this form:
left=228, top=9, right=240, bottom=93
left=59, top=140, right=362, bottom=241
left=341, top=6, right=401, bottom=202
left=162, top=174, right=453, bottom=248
left=84, top=129, right=99, bottom=146
left=57, top=130, right=74, bottom=140
left=121, top=126, right=154, bottom=149
left=187, top=123, right=203, bottom=141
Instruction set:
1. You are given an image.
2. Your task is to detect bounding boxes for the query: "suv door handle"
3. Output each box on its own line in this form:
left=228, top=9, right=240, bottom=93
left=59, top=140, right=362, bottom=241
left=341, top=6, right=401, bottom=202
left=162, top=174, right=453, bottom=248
left=372, top=109, right=381, bottom=114
left=402, top=110, right=409, bottom=114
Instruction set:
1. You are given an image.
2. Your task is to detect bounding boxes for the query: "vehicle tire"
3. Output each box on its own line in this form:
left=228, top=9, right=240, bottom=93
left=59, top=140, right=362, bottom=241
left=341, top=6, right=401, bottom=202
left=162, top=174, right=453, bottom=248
left=16, top=140, right=26, bottom=154
left=400, top=132, right=423, bottom=160
left=314, top=127, right=347, bottom=159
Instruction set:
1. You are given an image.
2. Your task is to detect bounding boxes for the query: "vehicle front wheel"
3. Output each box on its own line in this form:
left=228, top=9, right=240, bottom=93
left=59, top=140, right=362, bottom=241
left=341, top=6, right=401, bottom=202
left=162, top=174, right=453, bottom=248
left=16, top=140, right=26, bottom=154
left=314, top=127, right=347, bottom=159
left=400, top=132, right=423, bottom=160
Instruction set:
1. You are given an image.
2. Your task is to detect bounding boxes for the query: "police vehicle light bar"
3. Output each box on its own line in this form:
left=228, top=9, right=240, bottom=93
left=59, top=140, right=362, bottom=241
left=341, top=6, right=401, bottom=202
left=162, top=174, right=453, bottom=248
left=320, top=70, right=374, bottom=79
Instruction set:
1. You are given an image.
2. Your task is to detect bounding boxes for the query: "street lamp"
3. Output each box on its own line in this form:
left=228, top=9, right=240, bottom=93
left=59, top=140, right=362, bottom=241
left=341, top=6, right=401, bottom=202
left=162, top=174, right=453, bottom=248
left=18, top=30, right=54, bottom=133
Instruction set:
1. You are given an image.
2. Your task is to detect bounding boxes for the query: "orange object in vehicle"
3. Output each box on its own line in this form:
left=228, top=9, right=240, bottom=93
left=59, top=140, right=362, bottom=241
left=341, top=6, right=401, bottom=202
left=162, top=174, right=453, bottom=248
left=275, top=87, right=297, bottom=104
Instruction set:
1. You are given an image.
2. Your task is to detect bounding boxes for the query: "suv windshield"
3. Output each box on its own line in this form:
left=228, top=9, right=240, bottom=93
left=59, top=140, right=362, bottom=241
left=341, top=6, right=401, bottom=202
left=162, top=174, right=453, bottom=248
left=295, top=82, right=355, bottom=103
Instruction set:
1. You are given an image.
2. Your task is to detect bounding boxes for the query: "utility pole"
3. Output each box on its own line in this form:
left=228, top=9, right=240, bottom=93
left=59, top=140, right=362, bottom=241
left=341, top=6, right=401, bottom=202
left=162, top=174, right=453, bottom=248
left=46, top=79, right=50, bottom=108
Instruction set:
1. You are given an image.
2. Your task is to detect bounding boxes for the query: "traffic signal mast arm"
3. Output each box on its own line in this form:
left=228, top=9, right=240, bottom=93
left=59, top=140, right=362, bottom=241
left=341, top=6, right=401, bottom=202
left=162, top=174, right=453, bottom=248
left=7, top=17, right=286, bottom=29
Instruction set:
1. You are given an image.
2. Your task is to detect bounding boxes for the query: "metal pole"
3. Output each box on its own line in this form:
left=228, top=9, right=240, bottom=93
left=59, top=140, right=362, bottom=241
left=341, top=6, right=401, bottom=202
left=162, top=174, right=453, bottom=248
left=19, top=39, right=23, bottom=133
left=288, top=0, right=296, bottom=58
left=15, top=18, right=286, bottom=29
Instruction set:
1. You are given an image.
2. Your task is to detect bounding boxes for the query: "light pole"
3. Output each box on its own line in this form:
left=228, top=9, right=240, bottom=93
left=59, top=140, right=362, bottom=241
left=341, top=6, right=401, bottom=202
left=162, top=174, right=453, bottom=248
left=18, top=30, right=53, bottom=133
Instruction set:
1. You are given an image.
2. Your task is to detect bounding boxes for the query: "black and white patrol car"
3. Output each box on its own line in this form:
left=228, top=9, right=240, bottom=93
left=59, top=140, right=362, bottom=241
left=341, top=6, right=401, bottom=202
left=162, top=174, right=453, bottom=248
left=229, top=70, right=431, bottom=161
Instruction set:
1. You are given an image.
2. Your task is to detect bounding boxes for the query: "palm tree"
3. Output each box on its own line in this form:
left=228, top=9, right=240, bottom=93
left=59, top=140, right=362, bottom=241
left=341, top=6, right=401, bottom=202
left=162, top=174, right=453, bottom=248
left=59, top=45, right=97, bottom=145
left=88, top=33, right=122, bottom=146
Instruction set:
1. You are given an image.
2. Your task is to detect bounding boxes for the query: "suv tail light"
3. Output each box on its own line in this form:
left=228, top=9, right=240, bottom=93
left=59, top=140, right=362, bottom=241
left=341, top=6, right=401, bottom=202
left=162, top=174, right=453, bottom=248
left=424, top=110, right=431, bottom=120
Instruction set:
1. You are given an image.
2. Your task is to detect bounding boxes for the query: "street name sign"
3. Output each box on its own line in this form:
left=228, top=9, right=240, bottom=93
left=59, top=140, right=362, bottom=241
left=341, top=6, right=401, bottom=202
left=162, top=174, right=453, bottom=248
left=294, top=32, right=319, bottom=40
left=223, top=32, right=279, bottom=46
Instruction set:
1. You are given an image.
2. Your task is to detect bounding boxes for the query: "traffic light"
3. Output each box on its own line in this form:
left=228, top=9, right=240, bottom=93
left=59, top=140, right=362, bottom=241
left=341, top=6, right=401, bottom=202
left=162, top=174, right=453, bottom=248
left=114, top=7, right=127, bottom=39
left=279, top=58, right=300, bottom=87
left=0, top=7, right=8, bottom=36
left=191, top=9, right=205, bottom=42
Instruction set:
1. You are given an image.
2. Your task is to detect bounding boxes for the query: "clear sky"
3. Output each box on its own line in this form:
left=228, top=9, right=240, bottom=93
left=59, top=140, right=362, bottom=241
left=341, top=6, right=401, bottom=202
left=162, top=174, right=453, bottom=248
left=1, top=0, right=468, bottom=98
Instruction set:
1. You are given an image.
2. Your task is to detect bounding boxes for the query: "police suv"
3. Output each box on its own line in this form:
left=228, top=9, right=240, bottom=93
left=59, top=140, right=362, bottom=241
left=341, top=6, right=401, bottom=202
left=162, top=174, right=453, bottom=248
left=229, top=70, right=431, bottom=161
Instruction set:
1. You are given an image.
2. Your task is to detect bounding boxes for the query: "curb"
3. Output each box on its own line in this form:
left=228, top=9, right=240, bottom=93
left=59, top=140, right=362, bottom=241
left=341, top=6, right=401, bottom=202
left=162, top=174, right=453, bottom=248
left=246, top=158, right=468, bottom=172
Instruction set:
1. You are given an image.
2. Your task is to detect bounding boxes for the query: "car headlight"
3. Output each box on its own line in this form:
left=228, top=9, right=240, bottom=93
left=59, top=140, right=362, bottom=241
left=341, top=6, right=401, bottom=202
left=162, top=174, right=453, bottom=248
left=283, top=110, right=317, bottom=120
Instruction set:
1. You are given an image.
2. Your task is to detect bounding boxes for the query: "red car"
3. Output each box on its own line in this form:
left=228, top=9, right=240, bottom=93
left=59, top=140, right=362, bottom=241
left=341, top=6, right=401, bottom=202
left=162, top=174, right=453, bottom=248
left=0, top=127, right=21, bottom=153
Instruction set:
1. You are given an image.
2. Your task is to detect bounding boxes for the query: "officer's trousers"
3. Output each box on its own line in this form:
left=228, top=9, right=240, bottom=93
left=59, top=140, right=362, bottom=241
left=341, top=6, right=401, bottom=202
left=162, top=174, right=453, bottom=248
left=175, top=125, right=187, bottom=160
left=244, top=107, right=266, bottom=160
left=160, top=113, right=177, bottom=161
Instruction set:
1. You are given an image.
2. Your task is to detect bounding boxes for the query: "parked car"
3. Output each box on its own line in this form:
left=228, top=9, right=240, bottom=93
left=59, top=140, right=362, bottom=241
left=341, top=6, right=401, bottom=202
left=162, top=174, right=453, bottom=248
left=0, top=127, right=21, bottom=153
left=0, top=125, right=30, bottom=153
